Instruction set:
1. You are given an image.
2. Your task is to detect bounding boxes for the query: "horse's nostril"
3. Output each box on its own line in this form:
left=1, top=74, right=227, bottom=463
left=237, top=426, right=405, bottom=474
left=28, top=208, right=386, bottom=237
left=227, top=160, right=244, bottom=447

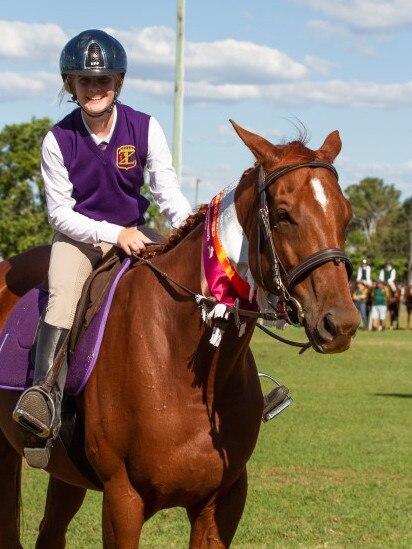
left=323, top=312, right=338, bottom=336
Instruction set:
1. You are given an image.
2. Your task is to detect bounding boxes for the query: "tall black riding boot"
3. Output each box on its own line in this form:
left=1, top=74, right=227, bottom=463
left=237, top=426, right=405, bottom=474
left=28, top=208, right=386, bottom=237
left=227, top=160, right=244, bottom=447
left=12, top=321, right=69, bottom=441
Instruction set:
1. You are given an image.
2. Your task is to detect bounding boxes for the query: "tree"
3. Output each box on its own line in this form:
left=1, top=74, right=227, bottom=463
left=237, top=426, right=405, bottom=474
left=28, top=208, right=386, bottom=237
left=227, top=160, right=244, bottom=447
left=404, top=197, right=412, bottom=283
left=0, top=118, right=53, bottom=258
left=345, top=177, right=401, bottom=241
left=345, top=177, right=409, bottom=280
left=140, top=179, right=169, bottom=235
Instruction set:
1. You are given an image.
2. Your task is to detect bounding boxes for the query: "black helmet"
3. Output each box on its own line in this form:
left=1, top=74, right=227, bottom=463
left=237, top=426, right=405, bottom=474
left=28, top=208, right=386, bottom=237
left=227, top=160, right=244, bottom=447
left=60, top=29, right=127, bottom=79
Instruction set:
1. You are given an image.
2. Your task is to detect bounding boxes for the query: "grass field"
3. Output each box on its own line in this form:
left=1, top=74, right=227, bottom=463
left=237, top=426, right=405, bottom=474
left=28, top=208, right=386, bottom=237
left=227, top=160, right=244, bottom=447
left=20, top=318, right=412, bottom=548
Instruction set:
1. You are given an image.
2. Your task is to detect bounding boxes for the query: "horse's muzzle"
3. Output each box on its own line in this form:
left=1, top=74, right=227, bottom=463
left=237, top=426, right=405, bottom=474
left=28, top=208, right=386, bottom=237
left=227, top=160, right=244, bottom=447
left=307, top=305, right=360, bottom=353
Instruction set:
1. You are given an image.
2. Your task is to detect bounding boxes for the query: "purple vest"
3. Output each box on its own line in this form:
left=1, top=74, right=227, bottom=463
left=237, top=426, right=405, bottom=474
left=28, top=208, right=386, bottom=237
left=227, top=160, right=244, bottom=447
left=51, top=103, right=151, bottom=226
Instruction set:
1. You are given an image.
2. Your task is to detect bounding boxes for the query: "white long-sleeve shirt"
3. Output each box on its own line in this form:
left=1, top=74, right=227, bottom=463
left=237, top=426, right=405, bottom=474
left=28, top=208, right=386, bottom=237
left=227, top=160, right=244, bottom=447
left=41, top=107, right=192, bottom=245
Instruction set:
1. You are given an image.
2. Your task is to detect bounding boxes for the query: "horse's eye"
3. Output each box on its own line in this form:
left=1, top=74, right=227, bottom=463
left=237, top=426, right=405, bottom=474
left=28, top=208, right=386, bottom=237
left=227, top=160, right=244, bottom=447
left=276, top=209, right=290, bottom=223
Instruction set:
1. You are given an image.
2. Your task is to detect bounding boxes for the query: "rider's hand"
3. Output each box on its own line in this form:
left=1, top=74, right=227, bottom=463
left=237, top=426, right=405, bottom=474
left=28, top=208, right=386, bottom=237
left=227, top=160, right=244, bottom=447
left=117, top=227, right=152, bottom=255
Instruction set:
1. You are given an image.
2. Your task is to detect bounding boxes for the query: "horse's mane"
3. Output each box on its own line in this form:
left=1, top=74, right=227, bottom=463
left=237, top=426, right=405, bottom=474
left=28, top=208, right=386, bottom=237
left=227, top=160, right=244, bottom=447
left=143, top=204, right=208, bottom=258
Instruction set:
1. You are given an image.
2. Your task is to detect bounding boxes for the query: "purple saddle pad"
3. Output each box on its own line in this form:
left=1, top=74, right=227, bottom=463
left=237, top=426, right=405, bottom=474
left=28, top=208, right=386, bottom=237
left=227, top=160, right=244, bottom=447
left=0, top=258, right=131, bottom=396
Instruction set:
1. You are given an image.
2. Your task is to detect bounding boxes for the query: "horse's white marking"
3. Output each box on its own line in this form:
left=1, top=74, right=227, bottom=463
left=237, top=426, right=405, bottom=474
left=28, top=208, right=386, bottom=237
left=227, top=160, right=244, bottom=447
left=310, top=177, right=328, bottom=212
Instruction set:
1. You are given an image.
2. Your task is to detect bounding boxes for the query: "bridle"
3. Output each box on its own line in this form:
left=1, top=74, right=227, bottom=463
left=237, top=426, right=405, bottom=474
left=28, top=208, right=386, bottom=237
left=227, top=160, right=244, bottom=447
left=257, top=161, right=353, bottom=326
left=132, top=160, right=353, bottom=352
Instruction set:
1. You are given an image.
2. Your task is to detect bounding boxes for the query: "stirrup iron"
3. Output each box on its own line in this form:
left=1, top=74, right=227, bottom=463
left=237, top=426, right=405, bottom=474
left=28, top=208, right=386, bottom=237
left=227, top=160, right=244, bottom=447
left=259, top=372, right=293, bottom=422
left=24, top=438, right=54, bottom=469
left=13, top=386, right=57, bottom=438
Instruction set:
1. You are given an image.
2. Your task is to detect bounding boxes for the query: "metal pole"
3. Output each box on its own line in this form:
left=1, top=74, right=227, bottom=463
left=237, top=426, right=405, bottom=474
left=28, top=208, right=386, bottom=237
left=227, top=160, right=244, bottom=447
left=173, top=0, right=185, bottom=183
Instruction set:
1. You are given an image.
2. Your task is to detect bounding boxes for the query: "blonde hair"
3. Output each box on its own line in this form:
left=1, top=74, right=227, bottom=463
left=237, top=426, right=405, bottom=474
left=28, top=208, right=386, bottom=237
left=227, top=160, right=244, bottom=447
left=58, top=74, right=124, bottom=105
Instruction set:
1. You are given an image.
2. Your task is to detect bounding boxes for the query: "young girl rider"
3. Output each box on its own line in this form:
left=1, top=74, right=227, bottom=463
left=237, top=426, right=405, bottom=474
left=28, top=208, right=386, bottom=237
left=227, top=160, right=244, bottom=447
left=12, top=29, right=192, bottom=461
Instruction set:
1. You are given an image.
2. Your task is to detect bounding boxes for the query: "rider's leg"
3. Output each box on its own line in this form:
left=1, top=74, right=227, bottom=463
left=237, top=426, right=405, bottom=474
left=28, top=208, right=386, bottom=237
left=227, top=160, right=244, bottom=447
left=13, top=321, right=70, bottom=439
left=13, top=233, right=113, bottom=448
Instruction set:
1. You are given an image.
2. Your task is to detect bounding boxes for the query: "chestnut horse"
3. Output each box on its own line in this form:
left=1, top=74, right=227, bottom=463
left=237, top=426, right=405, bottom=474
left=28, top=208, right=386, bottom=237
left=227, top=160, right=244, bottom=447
left=0, top=122, right=359, bottom=548
left=387, top=285, right=401, bottom=329
left=404, top=284, right=412, bottom=329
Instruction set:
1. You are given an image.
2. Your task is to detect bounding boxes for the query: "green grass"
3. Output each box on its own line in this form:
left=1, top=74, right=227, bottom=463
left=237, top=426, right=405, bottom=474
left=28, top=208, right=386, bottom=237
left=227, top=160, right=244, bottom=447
left=20, top=323, right=412, bottom=548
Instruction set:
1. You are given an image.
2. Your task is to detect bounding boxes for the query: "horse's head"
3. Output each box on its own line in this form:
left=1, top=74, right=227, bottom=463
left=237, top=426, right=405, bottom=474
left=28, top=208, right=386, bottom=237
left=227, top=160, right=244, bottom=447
left=231, top=120, right=359, bottom=353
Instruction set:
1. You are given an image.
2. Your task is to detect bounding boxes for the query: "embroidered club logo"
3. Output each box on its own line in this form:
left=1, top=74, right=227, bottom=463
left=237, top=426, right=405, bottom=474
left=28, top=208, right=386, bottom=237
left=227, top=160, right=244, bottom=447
left=116, top=145, right=137, bottom=170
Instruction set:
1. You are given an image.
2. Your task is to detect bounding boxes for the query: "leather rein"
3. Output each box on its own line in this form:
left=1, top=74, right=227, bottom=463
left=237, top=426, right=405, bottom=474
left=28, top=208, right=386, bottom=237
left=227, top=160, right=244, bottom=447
left=134, top=160, right=353, bottom=351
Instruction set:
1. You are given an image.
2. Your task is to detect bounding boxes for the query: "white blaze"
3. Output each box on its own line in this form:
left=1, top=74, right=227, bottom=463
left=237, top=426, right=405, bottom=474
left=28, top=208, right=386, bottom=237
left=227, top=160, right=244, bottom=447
left=310, top=177, right=328, bottom=212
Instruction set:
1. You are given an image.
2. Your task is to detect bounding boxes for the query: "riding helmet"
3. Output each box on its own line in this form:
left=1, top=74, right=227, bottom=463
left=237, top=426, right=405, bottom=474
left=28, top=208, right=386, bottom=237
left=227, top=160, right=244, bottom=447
left=60, top=29, right=127, bottom=80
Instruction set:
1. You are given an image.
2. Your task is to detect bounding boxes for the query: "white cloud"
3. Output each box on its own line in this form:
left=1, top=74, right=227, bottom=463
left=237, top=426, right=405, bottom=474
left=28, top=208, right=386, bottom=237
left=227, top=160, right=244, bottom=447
left=0, top=21, right=66, bottom=63
left=107, top=26, right=175, bottom=78
left=295, top=0, right=412, bottom=32
left=0, top=72, right=59, bottom=102
left=0, top=22, right=308, bottom=85
left=124, top=76, right=412, bottom=109
left=337, top=155, right=412, bottom=199
left=185, top=39, right=308, bottom=84
left=0, top=21, right=411, bottom=115
left=261, top=80, right=412, bottom=108
left=304, top=55, right=337, bottom=76
left=109, top=27, right=308, bottom=84
left=3, top=71, right=412, bottom=111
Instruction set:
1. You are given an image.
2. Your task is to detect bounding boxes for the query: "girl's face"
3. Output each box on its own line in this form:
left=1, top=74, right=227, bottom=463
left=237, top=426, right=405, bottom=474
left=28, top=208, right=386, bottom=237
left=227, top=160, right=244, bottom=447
left=72, top=75, right=116, bottom=116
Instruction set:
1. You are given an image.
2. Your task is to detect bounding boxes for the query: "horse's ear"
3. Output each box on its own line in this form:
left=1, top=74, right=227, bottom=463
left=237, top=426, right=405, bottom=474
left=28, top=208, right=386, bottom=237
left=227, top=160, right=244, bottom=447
left=316, top=130, right=342, bottom=163
left=229, top=119, right=279, bottom=168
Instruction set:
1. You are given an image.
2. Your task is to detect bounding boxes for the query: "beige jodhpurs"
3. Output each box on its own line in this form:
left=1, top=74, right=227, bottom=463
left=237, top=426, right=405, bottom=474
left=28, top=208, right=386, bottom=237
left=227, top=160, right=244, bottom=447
left=44, top=232, right=113, bottom=330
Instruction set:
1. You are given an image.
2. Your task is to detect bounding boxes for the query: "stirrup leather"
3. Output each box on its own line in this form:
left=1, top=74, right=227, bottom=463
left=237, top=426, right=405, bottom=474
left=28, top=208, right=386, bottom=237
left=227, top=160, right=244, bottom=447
left=13, top=386, right=57, bottom=438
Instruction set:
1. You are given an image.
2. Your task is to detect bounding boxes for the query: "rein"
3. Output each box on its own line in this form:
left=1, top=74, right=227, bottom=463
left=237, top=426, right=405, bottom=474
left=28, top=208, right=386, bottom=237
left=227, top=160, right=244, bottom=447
left=132, top=255, right=310, bottom=351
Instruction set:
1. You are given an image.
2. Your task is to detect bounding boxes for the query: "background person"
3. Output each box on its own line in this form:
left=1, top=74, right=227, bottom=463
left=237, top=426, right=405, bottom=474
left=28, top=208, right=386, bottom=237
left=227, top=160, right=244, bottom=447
left=352, top=280, right=369, bottom=329
left=356, top=258, right=372, bottom=287
left=379, top=260, right=396, bottom=293
left=370, top=280, right=390, bottom=331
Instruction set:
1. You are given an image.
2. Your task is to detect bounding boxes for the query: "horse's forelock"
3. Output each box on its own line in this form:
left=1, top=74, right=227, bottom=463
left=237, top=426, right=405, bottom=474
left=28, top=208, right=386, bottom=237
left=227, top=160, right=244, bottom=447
left=277, top=140, right=317, bottom=167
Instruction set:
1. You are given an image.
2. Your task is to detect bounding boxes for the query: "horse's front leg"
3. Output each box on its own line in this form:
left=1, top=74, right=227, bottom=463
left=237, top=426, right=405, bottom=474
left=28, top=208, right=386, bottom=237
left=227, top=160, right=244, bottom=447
left=0, top=427, right=23, bottom=549
left=101, top=471, right=145, bottom=548
left=187, top=469, right=248, bottom=548
left=35, top=476, right=87, bottom=549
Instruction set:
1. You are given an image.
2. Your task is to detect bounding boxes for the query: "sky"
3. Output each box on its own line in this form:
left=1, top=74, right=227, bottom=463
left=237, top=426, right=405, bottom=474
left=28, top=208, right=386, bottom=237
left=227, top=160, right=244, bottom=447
left=1, top=0, right=412, bottom=207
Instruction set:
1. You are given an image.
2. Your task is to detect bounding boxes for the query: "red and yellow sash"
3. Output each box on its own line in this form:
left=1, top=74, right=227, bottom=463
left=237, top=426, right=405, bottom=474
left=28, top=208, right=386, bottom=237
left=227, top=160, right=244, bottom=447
left=203, top=191, right=256, bottom=307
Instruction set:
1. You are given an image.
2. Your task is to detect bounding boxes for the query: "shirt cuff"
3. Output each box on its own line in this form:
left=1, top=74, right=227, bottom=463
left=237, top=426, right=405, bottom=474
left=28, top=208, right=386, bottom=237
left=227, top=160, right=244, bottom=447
left=97, top=221, right=123, bottom=245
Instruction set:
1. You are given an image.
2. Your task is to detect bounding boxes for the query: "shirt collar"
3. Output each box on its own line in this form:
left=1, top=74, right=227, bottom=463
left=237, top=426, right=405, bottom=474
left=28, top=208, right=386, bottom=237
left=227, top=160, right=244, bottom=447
left=81, top=106, right=118, bottom=146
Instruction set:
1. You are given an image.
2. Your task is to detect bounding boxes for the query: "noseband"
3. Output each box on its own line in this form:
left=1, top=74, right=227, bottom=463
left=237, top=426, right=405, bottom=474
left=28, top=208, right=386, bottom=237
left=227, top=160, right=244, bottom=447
left=257, top=161, right=353, bottom=325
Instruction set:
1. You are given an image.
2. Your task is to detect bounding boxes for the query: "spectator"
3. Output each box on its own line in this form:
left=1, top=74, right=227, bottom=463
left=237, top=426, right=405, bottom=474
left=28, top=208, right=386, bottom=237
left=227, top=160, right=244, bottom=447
left=356, top=258, right=372, bottom=287
left=352, top=281, right=369, bottom=329
left=370, top=281, right=390, bottom=331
